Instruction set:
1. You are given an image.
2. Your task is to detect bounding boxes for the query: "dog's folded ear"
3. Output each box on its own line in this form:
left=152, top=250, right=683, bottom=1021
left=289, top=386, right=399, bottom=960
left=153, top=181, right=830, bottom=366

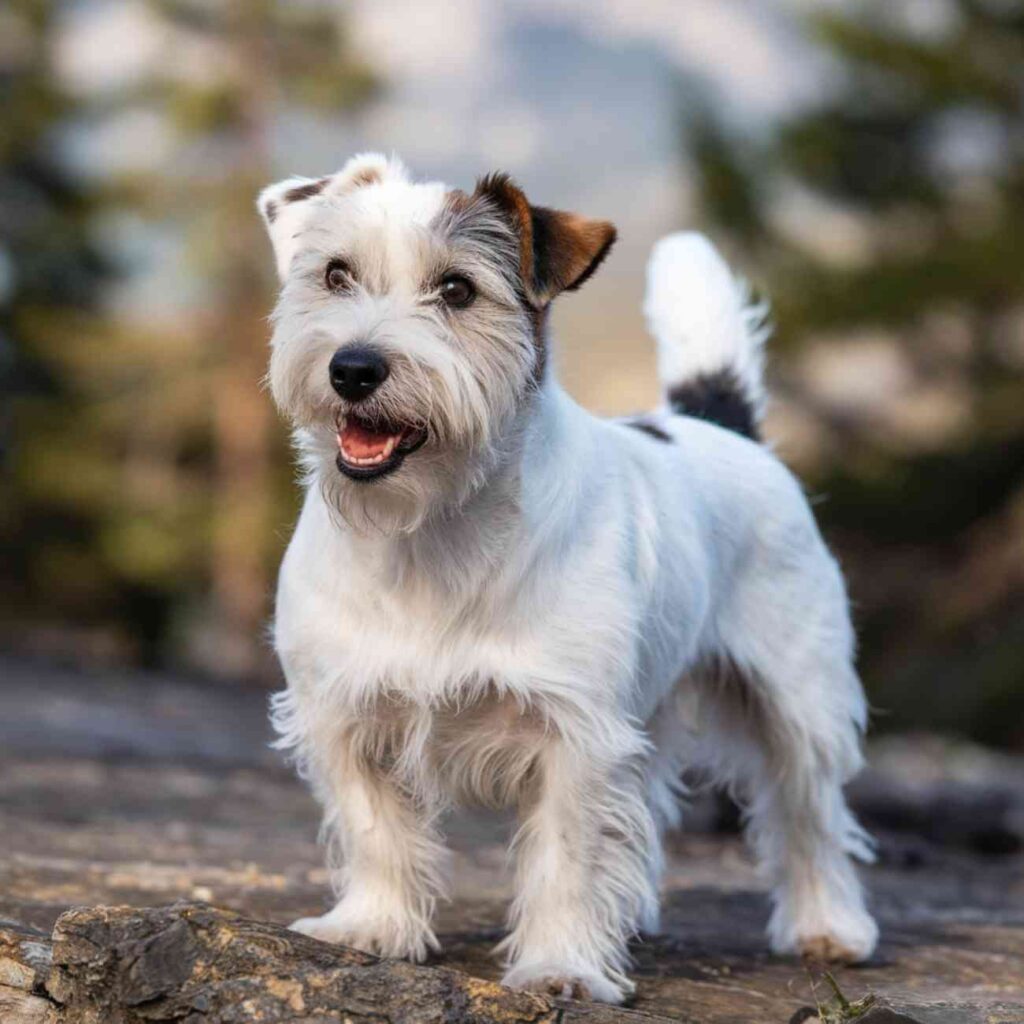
left=257, top=153, right=403, bottom=279
left=474, top=173, right=616, bottom=306
left=257, top=174, right=332, bottom=279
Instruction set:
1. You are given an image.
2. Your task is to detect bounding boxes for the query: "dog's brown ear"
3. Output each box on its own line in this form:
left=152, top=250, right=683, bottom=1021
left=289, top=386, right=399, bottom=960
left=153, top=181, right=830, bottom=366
left=475, top=173, right=616, bottom=306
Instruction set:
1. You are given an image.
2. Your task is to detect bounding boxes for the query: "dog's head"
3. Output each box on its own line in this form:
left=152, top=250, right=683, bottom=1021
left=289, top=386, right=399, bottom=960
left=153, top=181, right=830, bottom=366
left=258, top=153, right=615, bottom=533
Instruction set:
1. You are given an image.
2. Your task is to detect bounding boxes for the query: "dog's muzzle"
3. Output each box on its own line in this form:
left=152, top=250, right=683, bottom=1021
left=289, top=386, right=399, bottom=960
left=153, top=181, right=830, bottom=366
left=327, top=345, right=426, bottom=481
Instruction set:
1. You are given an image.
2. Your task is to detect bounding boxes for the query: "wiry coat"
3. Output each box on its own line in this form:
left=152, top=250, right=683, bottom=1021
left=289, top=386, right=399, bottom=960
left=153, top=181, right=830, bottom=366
left=258, top=154, right=877, bottom=1004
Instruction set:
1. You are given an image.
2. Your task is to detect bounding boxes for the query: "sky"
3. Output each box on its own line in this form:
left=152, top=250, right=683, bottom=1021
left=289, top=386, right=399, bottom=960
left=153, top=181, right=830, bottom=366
left=46, top=0, right=910, bottom=413
left=332, top=0, right=835, bottom=408
left=291, top=0, right=833, bottom=247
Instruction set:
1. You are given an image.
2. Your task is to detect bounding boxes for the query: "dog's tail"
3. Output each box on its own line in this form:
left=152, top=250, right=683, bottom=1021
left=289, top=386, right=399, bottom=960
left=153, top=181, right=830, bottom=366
left=643, top=232, right=769, bottom=441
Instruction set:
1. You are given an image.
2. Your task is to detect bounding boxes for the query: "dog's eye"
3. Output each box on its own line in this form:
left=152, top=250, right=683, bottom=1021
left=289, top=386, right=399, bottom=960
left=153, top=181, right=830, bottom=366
left=325, top=259, right=353, bottom=293
left=439, top=274, right=475, bottom=309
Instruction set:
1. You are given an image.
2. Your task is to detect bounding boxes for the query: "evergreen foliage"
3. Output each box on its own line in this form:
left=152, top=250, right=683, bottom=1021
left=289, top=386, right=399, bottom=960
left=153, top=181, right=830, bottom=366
left=685, top=1, right=1024, bottom=745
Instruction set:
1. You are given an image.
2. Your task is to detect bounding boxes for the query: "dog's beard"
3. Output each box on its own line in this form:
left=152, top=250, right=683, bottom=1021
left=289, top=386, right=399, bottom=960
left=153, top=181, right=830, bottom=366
left=288, top=367, right=522, bottom=537
left=315, top=433, right=501, bottom=536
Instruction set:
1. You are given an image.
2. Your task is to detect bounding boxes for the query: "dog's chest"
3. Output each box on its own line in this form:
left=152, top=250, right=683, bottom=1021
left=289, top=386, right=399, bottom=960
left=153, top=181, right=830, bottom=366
left=279, top=538, right=635, bottom=711
left=442, top=697, right=547, bottom=807
left=365, top=690, right=548, bottom=808
left=275, top=478, right=688, bottom=728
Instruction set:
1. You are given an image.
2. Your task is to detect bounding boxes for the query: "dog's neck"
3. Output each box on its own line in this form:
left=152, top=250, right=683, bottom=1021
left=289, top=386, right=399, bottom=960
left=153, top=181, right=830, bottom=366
left=333, top=377, right=580, bottom=603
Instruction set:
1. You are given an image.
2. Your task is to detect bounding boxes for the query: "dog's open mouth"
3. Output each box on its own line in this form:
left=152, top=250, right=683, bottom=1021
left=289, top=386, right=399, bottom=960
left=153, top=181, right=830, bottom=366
left=336, top=415, right=427, bottom=480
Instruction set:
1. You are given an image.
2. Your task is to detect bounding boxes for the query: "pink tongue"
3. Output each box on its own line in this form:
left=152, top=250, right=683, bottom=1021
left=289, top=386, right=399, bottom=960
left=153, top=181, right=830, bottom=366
left=339, top=421, right=401, bottom=459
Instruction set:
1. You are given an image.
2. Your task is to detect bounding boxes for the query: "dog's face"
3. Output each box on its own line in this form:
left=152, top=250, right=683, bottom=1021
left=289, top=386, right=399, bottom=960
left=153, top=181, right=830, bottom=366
left=259, top=153, right=615, bottom=533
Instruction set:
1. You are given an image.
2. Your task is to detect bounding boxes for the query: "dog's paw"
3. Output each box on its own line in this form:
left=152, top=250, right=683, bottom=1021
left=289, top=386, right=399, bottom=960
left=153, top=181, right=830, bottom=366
left=771, top=905, right=878, bottom=965
left=798, top=933, right=868, bottom=965
left=501, top=963, right=630, bottom=1004
left=289, top=914, right=354, bottom=944
left=288, top=910, right=437, bottom=962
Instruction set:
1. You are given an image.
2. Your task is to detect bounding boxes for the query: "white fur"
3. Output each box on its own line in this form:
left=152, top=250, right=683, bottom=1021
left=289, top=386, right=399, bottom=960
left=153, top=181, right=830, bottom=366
left=261, top=156, right=877, bottom=1004
left=645, top=231, right=769, bottom=419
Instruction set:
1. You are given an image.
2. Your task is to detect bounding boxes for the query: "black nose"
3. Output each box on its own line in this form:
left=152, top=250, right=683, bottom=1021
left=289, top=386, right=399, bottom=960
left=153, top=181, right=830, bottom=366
left=329, top=346, right=389, bottom=402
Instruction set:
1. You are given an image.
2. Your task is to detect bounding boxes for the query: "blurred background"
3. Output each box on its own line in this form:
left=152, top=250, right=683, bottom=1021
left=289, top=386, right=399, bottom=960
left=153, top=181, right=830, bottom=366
left=2, top=0, right=1022, bottom=751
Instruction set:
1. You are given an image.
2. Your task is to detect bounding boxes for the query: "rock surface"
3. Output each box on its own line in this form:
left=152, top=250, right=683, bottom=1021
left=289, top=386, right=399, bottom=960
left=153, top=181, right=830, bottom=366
left=44, top=902, right=610, bottom=1024
left=1, top=658, right=1023, bottom=1022
left=0, top=918, right=54, bottom=1024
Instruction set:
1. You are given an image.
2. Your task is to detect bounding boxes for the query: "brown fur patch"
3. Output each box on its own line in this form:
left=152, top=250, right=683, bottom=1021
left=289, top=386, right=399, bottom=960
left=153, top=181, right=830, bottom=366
left=799, top=935, right=864, bottom=965
left=349, top=166, right=383, bottom=188
left=474, top=173, right=536, bottom=290
left=473, top=173, right=616, bottom=306
left=530, top=205, right=616, bottom=296
left=264, top=199, right=278, bottom=224
left=284, top=177, right=330, bottom=203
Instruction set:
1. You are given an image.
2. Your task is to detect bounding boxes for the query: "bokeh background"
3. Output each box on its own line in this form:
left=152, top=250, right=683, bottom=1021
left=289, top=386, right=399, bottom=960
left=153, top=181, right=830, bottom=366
left=2, top=0, right=1022, bottom=749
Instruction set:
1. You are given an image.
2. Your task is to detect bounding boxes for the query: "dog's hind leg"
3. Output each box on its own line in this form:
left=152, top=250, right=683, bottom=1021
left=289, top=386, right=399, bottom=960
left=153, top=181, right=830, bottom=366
left=698, top=575, right=878, bottom=963
left=641, top=690, right=697, bottom=929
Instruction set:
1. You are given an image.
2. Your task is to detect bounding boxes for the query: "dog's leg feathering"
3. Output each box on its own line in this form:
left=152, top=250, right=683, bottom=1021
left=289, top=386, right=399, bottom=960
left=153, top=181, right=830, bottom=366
left=700, top=559, right=878, bottom=963
left=278, top=693, right=449, bottom=962
left=499, top=718, right=657, bottom=1005
left=746, top=692, right=878, bottom=965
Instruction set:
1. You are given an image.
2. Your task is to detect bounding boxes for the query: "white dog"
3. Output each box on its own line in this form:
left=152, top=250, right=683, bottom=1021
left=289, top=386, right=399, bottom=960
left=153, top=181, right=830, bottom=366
left=257, top=153, right=877, bottom=1004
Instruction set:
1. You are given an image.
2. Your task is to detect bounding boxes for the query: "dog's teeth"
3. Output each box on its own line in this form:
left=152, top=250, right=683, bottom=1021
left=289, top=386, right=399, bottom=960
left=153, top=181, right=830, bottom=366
left=338, top=429, right=404, bottom=469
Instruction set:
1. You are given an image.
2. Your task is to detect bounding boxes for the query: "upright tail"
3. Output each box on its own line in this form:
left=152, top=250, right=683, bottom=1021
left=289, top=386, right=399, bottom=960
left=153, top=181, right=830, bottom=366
left=643, top=232, right=769, bottom=441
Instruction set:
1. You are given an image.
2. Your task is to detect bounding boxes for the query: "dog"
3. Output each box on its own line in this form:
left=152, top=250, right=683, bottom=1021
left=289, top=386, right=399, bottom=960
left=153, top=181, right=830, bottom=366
left=257, top=153, right=878, bottom=1004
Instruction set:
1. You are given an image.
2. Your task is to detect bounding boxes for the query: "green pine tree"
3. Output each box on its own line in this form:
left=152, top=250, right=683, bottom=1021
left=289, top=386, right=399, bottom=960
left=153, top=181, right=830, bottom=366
left=684, top=1, right=1024, bottom=746
left=0, top=0, right=117, bottom=650
left=1, top=0, right=377, bottom=674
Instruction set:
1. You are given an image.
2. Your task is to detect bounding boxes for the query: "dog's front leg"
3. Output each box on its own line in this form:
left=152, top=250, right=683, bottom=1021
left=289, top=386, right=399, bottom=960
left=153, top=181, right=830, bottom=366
left=289, top=730, right=447, bottom=962
left=500, top=722, right=656, bottom=1004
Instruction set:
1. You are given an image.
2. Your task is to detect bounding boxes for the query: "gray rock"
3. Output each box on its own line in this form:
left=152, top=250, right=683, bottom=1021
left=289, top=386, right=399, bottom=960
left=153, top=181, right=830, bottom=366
left=43, top=902, right=676, bottom=1024
left=0, top=921, right=56, bottom=1024
left=2, top=663, right=1023, bottom=1023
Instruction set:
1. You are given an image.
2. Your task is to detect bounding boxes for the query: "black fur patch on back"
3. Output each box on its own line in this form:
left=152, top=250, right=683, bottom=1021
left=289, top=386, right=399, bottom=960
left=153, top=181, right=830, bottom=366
left=667, top=369, right=759, bottom=441
left=625, top=420, right=672, bottom=442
